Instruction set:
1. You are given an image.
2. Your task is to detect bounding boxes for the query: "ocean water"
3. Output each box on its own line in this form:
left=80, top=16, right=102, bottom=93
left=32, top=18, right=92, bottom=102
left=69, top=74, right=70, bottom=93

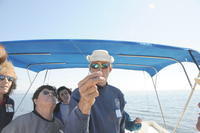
left=11, top=90, right=199, bottom=133
left=124, top=90, right=200, bottom=133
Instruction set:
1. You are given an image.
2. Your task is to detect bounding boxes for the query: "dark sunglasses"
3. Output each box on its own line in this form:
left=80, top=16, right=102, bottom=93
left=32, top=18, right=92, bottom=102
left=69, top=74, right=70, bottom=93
left=0, top=75, right=14, bottom=82
left=42, top=90, right=57, bottom=97
left=90, top=63, right=110, bottom=69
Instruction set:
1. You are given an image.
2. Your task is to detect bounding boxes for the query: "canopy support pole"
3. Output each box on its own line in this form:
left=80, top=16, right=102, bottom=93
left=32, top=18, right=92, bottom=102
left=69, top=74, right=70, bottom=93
left=189, top=50, right=200, bottom=71
left=26, top=68, right=32, bottom=84
left=172, top=50, right=200, bottom=132
left=117, top=55, right=198, bottom=131
left=150, top=76, right=167, bottom=128
left=43, top=69, right=49, bottom=84
left=172, top=72, right=200, bottom=133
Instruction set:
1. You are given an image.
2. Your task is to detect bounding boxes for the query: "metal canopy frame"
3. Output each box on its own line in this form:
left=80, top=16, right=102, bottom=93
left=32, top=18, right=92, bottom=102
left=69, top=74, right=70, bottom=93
left=3, top=39, right=200, bottom=132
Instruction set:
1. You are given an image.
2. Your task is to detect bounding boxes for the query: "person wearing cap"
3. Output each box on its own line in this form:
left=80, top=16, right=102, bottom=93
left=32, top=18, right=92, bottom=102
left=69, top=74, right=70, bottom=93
left=2, top=85, right=64, bottom=133
left=195, top=78, right=200, bottom=131
left=0, top=61, right=16, bottom=132
left=65, top=50, right=126, bottom=133
left=54, top=86, right=72, bottom=124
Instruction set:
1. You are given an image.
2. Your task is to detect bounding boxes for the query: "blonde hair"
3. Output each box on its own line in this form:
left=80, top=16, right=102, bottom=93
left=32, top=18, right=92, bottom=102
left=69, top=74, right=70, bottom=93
left=0, top=61, right=16, bottom=79
left=0, top=44, right=7, bottom=64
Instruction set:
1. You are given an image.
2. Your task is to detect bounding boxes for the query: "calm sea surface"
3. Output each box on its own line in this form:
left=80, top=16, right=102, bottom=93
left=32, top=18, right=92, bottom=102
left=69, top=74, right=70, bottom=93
left=11, top=90, right=199, bottom=133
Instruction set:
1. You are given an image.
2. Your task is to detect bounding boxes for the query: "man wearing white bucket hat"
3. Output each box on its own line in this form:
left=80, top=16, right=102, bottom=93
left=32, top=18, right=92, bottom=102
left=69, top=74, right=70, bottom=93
left=65, top=50, right=126, bottom=133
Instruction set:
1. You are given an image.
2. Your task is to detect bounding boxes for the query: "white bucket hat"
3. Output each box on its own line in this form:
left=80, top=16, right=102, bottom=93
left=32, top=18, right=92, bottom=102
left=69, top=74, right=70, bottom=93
left=86, top=50, right=114, bottom=63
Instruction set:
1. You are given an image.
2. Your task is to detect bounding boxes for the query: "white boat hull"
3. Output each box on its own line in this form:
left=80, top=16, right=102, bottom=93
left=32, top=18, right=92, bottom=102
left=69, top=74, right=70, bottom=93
left=125, top=121, right=170, bottom=133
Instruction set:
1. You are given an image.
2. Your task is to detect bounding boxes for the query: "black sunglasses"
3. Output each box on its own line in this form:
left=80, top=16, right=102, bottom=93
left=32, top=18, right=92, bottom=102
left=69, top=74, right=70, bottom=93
left=90, top=63, right=110, bottom=69
left=42, top=90, right=57, bottom=97
left=0, top=75, right=14, bottom=82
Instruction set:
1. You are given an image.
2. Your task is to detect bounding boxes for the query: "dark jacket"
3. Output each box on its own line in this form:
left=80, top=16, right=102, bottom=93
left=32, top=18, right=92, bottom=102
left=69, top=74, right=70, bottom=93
left=0, top=95, right=14, bottom=132
left=65, top=84, right=126, bottom=133
left=54, top=102, right=63, bottom=123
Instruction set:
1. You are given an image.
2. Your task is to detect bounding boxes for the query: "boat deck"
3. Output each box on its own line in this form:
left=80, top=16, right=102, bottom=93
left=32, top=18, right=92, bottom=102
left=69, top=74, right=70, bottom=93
left=125, top=121, right=170, bottom=133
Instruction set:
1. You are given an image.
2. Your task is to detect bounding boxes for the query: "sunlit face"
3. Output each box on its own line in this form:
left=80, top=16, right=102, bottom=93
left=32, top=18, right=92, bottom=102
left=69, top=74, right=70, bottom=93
left=34, top=89, right=57, bottom=109
left=0, top=75, right=13, bottom=95
left=89, top=61, right=112, bottom=86
left=58, top=89, right=70, bottom=104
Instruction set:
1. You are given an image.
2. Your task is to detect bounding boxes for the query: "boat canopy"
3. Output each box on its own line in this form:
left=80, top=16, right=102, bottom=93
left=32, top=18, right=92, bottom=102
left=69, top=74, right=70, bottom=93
left=1, top=39, right=200, bottom=76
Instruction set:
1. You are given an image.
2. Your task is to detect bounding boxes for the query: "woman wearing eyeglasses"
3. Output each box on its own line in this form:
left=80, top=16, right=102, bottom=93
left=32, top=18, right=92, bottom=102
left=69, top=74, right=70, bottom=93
left=0, top=61, right=17, bottom=132
left=54, top=86, right=71, bottom=124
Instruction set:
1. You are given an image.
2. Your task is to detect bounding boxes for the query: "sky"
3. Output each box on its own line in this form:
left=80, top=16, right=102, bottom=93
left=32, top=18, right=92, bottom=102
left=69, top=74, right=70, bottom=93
left=0, top=0, right=200, bottom=50
left=0, top=0, right=200, bottom=93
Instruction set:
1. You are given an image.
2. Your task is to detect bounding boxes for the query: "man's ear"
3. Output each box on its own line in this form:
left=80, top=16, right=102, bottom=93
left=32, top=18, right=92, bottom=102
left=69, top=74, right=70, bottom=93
left=109, top=66, right=112, bottom=72
left=33, top=99, right=37, bottom=105
left=89, top=67, right=92, bottom=73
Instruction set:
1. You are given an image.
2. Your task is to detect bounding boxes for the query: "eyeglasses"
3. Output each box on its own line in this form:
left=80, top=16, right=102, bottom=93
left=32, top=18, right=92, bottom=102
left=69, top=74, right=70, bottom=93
left=0, top=75, right=14, bottom=82
left=90, top=63, right=110, bottom=69
left=42, top=90, right=57, bottom=97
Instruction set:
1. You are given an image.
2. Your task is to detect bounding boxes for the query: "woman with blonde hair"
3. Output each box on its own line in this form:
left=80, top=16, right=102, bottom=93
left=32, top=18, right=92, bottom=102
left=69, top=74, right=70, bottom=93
left=0, top=61, right=17, bottom=132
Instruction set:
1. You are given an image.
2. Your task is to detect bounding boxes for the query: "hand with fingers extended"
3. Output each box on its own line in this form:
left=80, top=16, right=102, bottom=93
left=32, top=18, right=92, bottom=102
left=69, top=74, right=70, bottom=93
left=78, top=71, right=105, bottom=114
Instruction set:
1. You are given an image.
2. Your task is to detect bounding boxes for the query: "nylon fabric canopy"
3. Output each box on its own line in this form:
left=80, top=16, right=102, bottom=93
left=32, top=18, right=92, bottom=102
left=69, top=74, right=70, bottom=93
left=1, top=39, right=200, bottom=76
